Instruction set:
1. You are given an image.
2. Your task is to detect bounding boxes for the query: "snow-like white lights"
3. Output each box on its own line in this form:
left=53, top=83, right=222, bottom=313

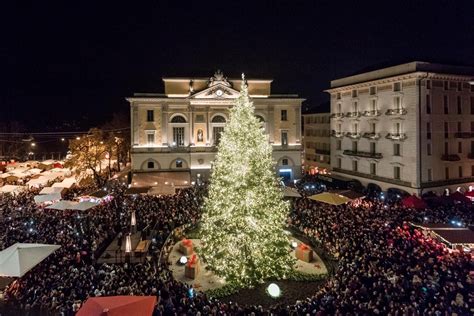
left=179, top=256, right=188, bottom=265
left=267, top=283, right=281, bottom=298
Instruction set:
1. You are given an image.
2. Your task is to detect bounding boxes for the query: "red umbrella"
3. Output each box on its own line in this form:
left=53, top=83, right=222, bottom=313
left=449, top=191, right=471, bottom=203
left=402, top=195, right=427, bottom=209
left=77, top=296, right=156, bottom=316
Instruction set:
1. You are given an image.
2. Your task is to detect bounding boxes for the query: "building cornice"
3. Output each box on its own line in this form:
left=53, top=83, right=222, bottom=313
left=127, top=97, right=305, bottom=105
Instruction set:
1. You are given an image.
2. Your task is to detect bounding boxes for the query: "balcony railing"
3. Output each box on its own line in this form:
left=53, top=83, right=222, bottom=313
left=315, top=149, right=330, bottom=155
left=330, top=130, right=344, bottom=138
left=362, top=132, right=380, bottom=140
left=454, top=132, right=474, bottom=139
left=330, top=113, right=345, bottom=119
left=386, top=133, right=407, bottom=141
left=385, top=108, right=407, bottom=115
left=441, top=154, right=461, bottom=161
left=343, top=150, right=383, bottom=159
left=345, top=111, right=362, bottom=118
left=362, top=110, right=381, bottom=117
left=345, top=132, right=361, bottom=139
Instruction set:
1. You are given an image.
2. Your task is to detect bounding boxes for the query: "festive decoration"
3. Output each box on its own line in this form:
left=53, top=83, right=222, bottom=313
left=267, top=283, right=281, bottom=298
left=296, top=243, right=313, bottom=262
left=199, top=74, right=295, bottom=287
left=185, top=254, right=200, bottom=279
left=179, top=239, right=194, bottom=255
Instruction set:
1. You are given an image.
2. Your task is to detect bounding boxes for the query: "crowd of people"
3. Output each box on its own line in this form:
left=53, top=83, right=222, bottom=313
left=0, top=180, right=473, bottom=315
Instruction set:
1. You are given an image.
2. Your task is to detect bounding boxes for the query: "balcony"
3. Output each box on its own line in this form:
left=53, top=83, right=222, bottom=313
left=386, top=133, right=407, bottom=141
left=441, top=154, right=461, bottom=161
left=330, top=130, right=344, bottom=138
left=330, top=112, right=345, bottom=119
left=362, top=110, right=381, bottom=117
left=315, top=149, right=330, bottom=155
left=345, top=111, right=362, bottom=118
left=362, top=132, right=381, bottom=140
left=343, top=150, right=383, bottom=159
left=385, top=108, right=407, bottom=115
left=454, top=132, right=474, bottom=139
left=345, top=132, right=361, bottom=139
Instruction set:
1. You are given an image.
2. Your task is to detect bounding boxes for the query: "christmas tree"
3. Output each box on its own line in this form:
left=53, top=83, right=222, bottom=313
left=199, top=75, right=294, bottom=287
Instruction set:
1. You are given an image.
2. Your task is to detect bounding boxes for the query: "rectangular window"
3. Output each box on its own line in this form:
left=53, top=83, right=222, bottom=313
left=457, top=82, right=462, bottom=91
left=281, top=110, right=288, bottom=121
left=457, top=96, right=462, bottom=114
left=471, top=97, right=474, bottom=114
left=173, top=127, right=185, bottom=146
left=147, top=133, right=155, bottom=146
left=336, top=140, right=341, bottom=150
left=353, top=101, right=358, bottom=113
left=370, top=99, right=377, bottom=112
left=370, top=163, right=376, bottom=175
left=352, top=160, right=358, bottom=172
left=336, top=92, right=341, bottom=100
left=445, top=167, right=449, bottom=180
left=213, top=127, right=224, bottom=146
left=471, top=121, right=474, bottom=132
left=427, top=168, right=432, bottom=181
left=147, top=161, right=154, bottom=169
left=394, top=96, right=401, bottom=109
left=353, top=123, right=359, bottom=133
left=459, top=166, right=463, bottom=178
left=281, top=131, right=288, bottom=146
left=282, top=158, right=289, bottom=166
left=471, top=141, right=474, bottom=154
left=458, top=141, right=463, bottom=154
left=352, top=90, right=358, bottom=98
left=147, top=110, right=154, bottom=122
left=472, top=165, right=474, bottom=177
left=444, top=81, right=449, bottom=90
left=427, top=143, right=432, bottom=156
left=444, top=122, right=449, bottom=138
left=371, top=123, right=376, bottom=133
left=352, top=141, right=358, bottom=152
left=426, top=80, right=431, bottom=90
left=445, top=142, right=449, bottom=155
left=337, top=158, right=342, bottom=168
left=393, top=82, right=401, bottom=92
left=427, top=122, right=431, bottom=139
left=176, top=160, right=183, bottom=168
left=457, top=122, right=462, bottom=133
left=394, top=166, right=401, bottom=180
left=426, top=95, right=431, bottom=114
left=394, top=143, right=401, bottom=156
left=370, top=142, right=376, bottom=154
left=369, top=86, right=376, bottom=95
left=337, top=103, right=342, bottom=114
left=444, top=95, right=449, bottom=114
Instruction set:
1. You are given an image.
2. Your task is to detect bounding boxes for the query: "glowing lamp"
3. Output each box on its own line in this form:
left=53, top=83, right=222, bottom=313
left=179, top=256, right=188, bottom=265
left=131, top=211, right=136, bottom=227
left=125, top=234, right=132, bottom=253
left=290, top=241, right=298, bottom=249
left=267, top=283, right=281, bottom=298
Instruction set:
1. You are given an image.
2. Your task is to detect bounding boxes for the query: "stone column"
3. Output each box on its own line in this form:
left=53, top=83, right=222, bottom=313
left=161, top=104, right=168, bottom=145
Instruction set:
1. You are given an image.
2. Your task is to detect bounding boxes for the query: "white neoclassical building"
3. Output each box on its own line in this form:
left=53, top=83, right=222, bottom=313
left=128, top=70, right=304, bottom=186
left=326, top=61, right=474, bottom=195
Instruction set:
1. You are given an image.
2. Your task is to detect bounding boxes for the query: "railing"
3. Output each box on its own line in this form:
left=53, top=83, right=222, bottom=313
left=386, top=133, right=407, bottom=141
left=441, top=154, right=461, bottom=161
left=385, top=108, right=407, bottom=115
left=345, top=111, right=362, bottom=118
left=343, top=150, right=383, bottom=159
left=345, top=132, right=361, bottom=139
left=362, top=110, right=381, bottom=117
left=454, top=132, right=474, bottom=139
left=330, top=113, right=345, bottom=119
left=330, top=130, right=344, bottom=138
left=332, top=167, right=412, bottom=187
left=362, top=132, right=380, bottom=140
left=315, top=149, right=330, bottom=155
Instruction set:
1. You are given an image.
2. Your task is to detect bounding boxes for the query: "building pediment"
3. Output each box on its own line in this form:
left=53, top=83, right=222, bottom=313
left=189, top=83, right=240, bottom=99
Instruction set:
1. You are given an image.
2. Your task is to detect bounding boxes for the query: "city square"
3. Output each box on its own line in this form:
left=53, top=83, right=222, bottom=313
left=1, top=2, right=474, bottom=315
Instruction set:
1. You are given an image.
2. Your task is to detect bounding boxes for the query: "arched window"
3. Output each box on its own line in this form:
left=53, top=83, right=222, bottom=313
left=211, top=115, right=226, bottom=123
left=256, top=115, right=265, bottom=122
left=171, top=115, right=187, bottom=123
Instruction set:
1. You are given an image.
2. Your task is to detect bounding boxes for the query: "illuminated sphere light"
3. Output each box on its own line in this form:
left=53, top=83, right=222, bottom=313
left=290, top=241, right=298, bottom=249
left=179, top=256, right=188, bottom=265
left=267, top=283, right=281, bottom=298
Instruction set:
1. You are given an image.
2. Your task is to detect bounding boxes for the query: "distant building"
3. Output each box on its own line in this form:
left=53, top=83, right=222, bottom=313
left=326, top=61, right=474, bottom=195
left=128, top=70, right=304, bottom=186
left=302, top=112, right=331, bottom=174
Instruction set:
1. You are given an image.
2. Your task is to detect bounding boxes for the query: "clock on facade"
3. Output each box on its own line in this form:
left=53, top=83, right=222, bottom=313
left=215, top=89, right=223, bottom=97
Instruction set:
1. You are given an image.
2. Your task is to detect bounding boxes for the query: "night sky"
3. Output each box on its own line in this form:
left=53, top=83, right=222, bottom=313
left=1, top=1, right=473, bottom=130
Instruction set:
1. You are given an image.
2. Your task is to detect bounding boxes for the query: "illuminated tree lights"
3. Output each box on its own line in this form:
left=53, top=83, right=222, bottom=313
left=199, top=75, right=294, bottom=287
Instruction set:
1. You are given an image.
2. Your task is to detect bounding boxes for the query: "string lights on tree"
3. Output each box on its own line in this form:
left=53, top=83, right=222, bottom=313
left=199, top=74, right=294, bottom=287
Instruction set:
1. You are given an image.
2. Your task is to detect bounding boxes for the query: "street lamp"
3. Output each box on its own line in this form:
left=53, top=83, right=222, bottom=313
left=31, top=142, right=36, bottom=147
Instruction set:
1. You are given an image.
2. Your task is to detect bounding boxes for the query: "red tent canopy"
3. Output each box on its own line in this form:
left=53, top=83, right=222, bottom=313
left=449, top=191, right=471, bottom=203
left=77, top=296, right=156, bottom=316
left=402, top=195, right=427, bottom=209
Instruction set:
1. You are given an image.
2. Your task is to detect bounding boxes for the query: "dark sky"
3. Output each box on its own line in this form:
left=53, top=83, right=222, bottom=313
left=1, top=1, right=473, bottom=129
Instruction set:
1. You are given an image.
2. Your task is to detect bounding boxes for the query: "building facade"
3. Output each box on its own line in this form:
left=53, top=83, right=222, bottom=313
left=303, top=112, right=331, bottom=174
left=326, top=62, right=474, bottom=195
left=128, top=71, right=304, bottom=185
